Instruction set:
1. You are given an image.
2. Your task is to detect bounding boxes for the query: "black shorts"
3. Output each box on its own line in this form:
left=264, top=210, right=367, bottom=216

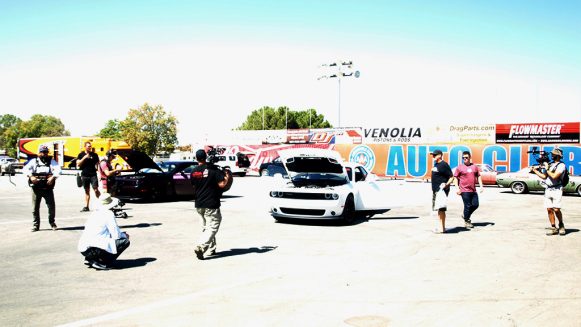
left=81, top=176, right=99, bottom=189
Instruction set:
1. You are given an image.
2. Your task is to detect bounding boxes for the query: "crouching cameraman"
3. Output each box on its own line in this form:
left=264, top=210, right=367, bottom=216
left=78, top=193, right=130, bottom=270
left=530, top=148, right=567, bottom=236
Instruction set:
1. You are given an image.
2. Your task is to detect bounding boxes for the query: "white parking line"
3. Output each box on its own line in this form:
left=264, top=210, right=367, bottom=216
left=57, top=275, right=277, bottom=327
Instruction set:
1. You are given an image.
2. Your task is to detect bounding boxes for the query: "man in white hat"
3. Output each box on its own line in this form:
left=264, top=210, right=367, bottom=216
left=531, top=148, right=567, bottom=236
left=78, top=193, right=130, bottom=270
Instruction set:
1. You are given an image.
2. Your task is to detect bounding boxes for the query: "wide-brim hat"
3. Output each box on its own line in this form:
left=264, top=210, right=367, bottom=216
left=551, top=148, right=563, bottom=157
left=99, top=193, right=120, bottom=210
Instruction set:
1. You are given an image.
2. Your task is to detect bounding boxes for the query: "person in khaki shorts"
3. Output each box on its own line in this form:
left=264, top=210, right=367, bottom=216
left=530, top=148, right=567, bottom=236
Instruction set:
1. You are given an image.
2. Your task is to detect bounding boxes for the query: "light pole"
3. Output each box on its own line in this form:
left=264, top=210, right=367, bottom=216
left=318, top=60, right=360, bottom=127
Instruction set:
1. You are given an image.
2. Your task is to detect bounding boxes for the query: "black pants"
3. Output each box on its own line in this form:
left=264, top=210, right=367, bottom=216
left=32, top=187, right=55, bottom=228
left=81, top=238, right=130, bottom=266
left=460, top=192, right=479, bottom=221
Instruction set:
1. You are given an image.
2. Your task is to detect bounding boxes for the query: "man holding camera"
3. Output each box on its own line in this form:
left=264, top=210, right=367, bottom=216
left=531, top=148, right=567, bottom=236
left=191, top=149, right=231, bottom=260
left=77, top=141, right=101, bottom=212
left=23, top=145, right=61, bottom=232
left=98, top=150, right=122, bottom=194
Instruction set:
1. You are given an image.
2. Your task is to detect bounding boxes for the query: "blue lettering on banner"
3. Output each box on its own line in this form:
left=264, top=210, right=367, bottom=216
left=407, top=146, right=428, bottom=178
left=482, top=145, right=509, bottom=172
left=508, top=146, right=521, bottom=172
left=386, top=145, right=406, bottom=176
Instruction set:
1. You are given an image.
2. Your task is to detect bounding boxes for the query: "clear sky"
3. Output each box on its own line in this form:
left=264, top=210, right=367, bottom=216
left=1, top=0, right=580, bottom=144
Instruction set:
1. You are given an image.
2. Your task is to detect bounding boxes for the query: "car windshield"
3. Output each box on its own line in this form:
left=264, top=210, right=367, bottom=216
left=157, top=162, right=177, bottom=173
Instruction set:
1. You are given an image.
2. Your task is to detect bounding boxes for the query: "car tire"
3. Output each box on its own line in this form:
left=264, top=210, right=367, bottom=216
left=260, top=169, right=268, bottom=176
left=510, top=181, right=528, bottom=194
left=342, top=194, right=356, bottom=225
left=577, top=185, right=581, bottom=197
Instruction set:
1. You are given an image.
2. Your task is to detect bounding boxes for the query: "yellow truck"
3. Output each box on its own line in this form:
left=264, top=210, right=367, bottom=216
left=18, top=136, right=131, bottom=169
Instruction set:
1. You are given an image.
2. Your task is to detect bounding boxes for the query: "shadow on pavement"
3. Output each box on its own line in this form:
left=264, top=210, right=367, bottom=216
left=59, top=222, right=162, bottom=231
left=370, top=216, right=419, bottom=220
left=443, top=226, right=470, bottom=234
left=565, top=228, right=579, bottom=234
left=276, top=218, right=367, bottom=227
left=119, top=223, right=162, bottom=229
left=113, top=257, right=157, bottom=269
left=473, top=222, right=495, bottom=227
left=204, top=246, right=277, bottom=260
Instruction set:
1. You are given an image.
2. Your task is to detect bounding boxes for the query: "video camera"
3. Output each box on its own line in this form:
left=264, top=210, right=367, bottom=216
left=527, top=147, right=551, bottom=167
left=206, top=146, right=226, bottom=164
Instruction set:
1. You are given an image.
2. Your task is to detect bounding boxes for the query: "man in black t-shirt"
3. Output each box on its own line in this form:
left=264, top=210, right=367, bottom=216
left=77, top=141, right=101, bottom=212
left=430, top=149, right=454, bottom=233
left=191, top=149, right=231, bottom=260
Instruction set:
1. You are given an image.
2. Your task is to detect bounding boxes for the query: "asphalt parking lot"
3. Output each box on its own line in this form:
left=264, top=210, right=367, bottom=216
left=1, top=173, right=580, bottom=327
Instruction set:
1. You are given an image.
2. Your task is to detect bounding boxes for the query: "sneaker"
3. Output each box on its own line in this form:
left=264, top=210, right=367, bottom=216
left=207, top=249, right=216, bottom=256
left=80, top=207, right=90, bottom=212
left=50, top=224, right=57, bottom=231
left=559, top=226, right=566, bottom=236
left=546, top=227, right=558, bottom=236
left=194, top=246, right=205, bottom=260
left=465, top=221, right=474, bottom=229
left=31, top=226, right=39, bottom=232
left=90, top=261, right=109, bottom=270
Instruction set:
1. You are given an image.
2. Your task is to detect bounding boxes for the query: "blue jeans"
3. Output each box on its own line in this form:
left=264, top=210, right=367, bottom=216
left=460, top=192, right=479, bottom=221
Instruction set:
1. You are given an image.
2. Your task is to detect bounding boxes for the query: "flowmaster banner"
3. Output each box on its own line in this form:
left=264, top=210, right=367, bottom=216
left=496, top=122, right=580, bottom=144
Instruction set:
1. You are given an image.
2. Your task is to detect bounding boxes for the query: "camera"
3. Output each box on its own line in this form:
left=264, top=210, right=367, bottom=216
left=206, top=146, right=226, bottom=165
left=527, top=147, right=551, bottom=167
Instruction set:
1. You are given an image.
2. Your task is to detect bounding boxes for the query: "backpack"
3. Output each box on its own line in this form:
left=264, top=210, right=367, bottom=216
left=559, top=163, right=569, bottom=186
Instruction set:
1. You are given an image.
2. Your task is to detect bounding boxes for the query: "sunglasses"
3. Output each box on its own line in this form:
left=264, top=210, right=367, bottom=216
left=462, top=156, right=470, bottom=159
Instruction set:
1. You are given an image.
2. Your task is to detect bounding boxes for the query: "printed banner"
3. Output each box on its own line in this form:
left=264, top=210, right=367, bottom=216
left=336, top=144, right=581, bottom=178
left=496, top=122, right=580, bottom=144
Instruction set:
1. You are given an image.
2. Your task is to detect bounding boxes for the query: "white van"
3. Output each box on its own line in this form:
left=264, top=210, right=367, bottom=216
left=214, top=153, right=250, bottom=176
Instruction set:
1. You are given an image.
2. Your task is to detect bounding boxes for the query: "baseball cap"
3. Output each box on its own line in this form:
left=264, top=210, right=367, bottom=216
left=431, top=149, right=443, bottom=156
left=551, top=148, right=563, bottom=157
left=195, top=149, right=207, bottom=161
left=38, top=145, right=49, bottom=153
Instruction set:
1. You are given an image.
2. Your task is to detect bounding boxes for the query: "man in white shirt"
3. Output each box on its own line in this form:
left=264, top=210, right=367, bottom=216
left=78, top=193, right=130, bottom=270
left=23, top=145, right=61, bottom=232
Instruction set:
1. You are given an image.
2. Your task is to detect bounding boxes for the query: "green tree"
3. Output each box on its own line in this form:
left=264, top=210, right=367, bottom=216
left=120, top=103, right=178, bottom=157
left=19, top=114, right=70, bottom=137
left=98, top=119, right=123, bottom=140
left=237, top=106, right=332, bottom=130
left=0, top=114, right=23, bottom=157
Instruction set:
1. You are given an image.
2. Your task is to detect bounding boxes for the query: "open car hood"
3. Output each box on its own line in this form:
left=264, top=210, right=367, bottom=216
left=278, top=149, right=347, bottom=187
left=116, top=150, right=161, bottom=172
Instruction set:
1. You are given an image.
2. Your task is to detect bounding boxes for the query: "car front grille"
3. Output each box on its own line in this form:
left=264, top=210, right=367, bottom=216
left=281, top=192, right=327, bottom=200
left=280, top=208, right=326, bottom=216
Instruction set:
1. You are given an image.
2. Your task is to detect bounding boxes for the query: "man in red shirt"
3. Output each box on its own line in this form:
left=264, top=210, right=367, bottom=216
left=454, top=151, right=483, bottom=229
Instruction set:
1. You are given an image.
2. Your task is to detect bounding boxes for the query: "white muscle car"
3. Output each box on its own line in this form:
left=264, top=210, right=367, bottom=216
left=269, top=148, right=403, bottom=224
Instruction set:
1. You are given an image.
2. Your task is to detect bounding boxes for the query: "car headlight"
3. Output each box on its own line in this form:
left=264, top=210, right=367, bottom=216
left=270, top=191, right=284, bottom=198
left=324, top=193, right=339, bottom=200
